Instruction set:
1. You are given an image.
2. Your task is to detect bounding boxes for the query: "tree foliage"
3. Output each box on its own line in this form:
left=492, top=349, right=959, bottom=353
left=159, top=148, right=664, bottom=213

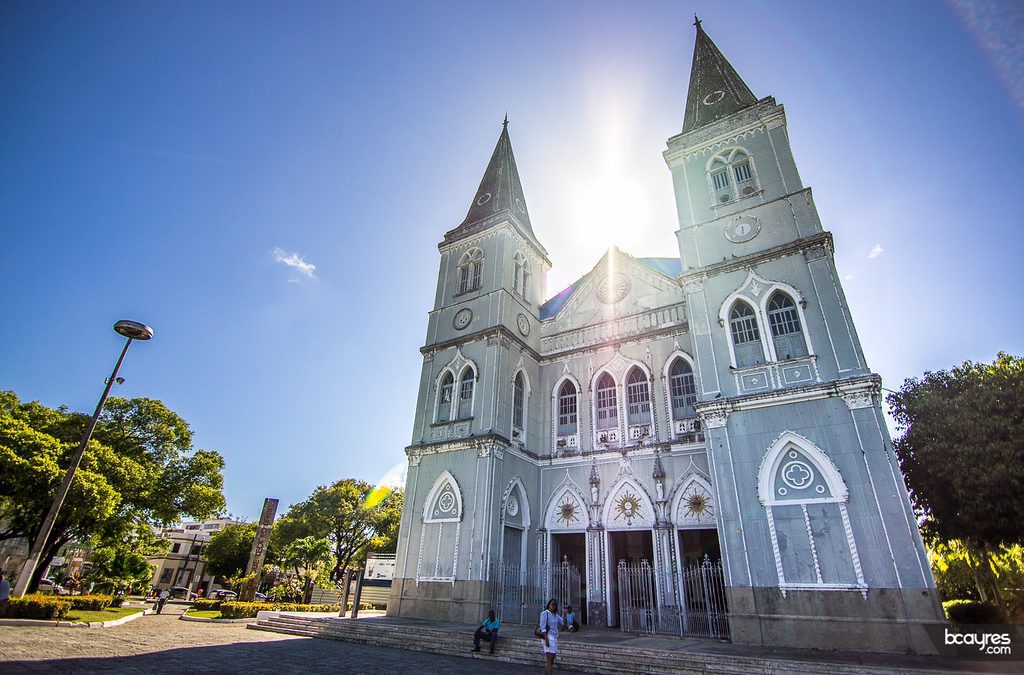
left=284, top=535, right=333, bottom=603
left=276, top=479, right=403, bottom=577
left=0, top=390, right=226, bottom=590
left=204, top=522, right=281, bottom=580
left=887, top=353, right=1024, bottom=548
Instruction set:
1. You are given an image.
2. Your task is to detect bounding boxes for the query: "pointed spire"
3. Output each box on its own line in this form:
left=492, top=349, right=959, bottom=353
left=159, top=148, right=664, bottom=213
left=443, top=118, right=544, bottom=254
left=682, top=20, right=758, bottom=133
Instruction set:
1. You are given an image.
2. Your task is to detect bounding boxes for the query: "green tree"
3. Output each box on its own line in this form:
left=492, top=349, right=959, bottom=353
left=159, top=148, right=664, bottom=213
left=887, top=353, right=1024, bottom=608
left=0, top=391, right=226, bottom=591
left=284, top=535, right=333, bottom=604
left=88, top=533, right=158, bottom=594
left=204, top=522, right=281, bottom=580
left=277, top=479, right=403, bottom=578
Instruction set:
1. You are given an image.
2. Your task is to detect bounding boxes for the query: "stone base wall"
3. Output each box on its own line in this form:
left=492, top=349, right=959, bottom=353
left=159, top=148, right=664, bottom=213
left=726, top=586, right=946, bottom=655
left=387, top=577, right=491, bottom=624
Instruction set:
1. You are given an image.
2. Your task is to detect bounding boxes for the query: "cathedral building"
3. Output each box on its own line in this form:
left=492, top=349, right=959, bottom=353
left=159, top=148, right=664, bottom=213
left=388, top=22, right=944, bottom=654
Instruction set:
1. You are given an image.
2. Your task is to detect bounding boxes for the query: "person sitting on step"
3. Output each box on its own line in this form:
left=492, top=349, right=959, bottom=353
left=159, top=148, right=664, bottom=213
left=564, top=605, right=579, bottom=632
left=472, top=609, right=501, bottom=654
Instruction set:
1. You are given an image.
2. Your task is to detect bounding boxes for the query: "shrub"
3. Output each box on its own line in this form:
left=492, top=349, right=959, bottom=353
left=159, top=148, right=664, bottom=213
left=217, top=601, right=342, bottom=618
left=69, top=595, right=113, bottom=611
left=6, top=595, right=71, bottom=620
left=219, top=602, right=275, bottom=619
left=275, top=603, right=339, bottom=613
left=110, top=595, right=125, bottom=608
left=191, top=598, right=222, bottom=611
left=944, top=599, right=1007, bottom=624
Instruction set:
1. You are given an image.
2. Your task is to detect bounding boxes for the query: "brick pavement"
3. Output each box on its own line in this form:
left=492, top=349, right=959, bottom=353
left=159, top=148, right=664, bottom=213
left=0, top=604, right=536, bottom=674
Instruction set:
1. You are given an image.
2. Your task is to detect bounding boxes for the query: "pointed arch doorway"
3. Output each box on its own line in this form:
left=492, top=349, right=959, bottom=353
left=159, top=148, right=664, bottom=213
left=603, top=477, right=657, bottom=629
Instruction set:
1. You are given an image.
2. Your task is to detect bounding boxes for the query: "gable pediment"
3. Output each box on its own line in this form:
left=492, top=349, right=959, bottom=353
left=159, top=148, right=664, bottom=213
left=542, top=250, right=684, bottom=333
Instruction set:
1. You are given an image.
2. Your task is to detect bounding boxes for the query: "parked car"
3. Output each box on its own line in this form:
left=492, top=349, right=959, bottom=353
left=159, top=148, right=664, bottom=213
left=170, top=586, right=198, bottom=600
left=254, top=592, right=267, bottom=601
left=210, top=589, right=237, bottom=601
left=38, top=578, right=67, bottom=595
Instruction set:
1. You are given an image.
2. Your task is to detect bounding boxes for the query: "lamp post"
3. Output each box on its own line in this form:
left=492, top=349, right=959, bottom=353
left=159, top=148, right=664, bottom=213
left=13, top=320, right=154, bottom=597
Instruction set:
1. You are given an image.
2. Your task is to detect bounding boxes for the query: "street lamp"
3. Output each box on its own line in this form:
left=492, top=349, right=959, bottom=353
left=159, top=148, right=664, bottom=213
left=13, top=320, right=154, bottom=597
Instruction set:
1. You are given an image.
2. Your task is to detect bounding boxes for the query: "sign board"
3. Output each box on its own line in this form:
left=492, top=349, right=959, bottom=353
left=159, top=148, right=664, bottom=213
left=364, top=554, right=395, bottom=581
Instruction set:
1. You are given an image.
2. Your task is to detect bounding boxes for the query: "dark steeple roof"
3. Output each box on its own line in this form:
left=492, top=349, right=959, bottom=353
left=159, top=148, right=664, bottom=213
left=682, top=18, right=758, bottom=134
left=442, top=119, right=545, bottom=256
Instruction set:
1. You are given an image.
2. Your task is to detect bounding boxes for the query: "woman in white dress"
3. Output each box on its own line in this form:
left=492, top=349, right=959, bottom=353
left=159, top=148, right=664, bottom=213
left=539, top=598, right=565, bottom=675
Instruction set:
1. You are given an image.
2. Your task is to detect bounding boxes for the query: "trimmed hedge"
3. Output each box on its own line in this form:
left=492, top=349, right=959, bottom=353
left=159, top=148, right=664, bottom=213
left=6, top=595, right=71, bottom=620
left=944, top=599, right=1007, bottom=624
left=191, top=598, right=222, bottom=611
left=219, top=601, right=342, bottom=619
left=69, top=595, right=113, bottom=611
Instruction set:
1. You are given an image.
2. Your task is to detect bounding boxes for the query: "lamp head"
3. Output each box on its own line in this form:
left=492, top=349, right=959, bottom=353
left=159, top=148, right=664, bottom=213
left=114, top=320, right=154, bottom=340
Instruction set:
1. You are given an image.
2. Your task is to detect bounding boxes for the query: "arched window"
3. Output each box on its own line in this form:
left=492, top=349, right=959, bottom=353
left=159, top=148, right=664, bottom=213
left=457, top=367, right=475, bottom=419
left=708, top=148, right=757, bottom=204
left=513, top=372, right=525, bottom=430
left=625, top=367, right=651, bottom=426
left=767, top=292, right=808, bottom=360
left=669, top=358, right=697, bottom=419
left=457, top=248, right=483, bottom=294
left=595, top=373, right=618, bottom=430
left=730, top=302, right=765, bottom=368
left=557, top=380, right=578, bottom=436
left=513, top=252, right=530, bottom=301
left=437, top=371, right=454, bottom=423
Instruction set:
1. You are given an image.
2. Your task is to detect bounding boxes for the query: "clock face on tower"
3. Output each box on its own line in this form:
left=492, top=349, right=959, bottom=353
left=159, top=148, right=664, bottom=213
left=453, top=308, right=473, bottom=330
left=516, top=313, right=530, bottom=336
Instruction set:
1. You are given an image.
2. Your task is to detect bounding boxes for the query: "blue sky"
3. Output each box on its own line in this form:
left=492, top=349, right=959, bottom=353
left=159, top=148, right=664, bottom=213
left=2, top=1, right=1022, bottom=521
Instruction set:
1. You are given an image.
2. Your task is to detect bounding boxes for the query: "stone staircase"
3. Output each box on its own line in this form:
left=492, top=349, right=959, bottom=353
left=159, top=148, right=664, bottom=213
left=247, top=614, right=951, bottom=674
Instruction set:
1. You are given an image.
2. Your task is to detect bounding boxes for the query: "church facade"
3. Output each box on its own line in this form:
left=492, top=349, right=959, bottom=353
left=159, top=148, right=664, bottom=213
left=388, top=23, right=944, bottom=654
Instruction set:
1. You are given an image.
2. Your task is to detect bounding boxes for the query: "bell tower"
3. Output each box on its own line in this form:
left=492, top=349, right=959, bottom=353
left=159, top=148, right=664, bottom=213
left=663, top=19, right=944, bottom=654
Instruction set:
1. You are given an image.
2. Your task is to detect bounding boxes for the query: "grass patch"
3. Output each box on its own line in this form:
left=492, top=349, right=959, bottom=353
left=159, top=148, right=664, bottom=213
left=65, top=607, right=142, bottom=623
left=185, top=609, right=222, bottom=619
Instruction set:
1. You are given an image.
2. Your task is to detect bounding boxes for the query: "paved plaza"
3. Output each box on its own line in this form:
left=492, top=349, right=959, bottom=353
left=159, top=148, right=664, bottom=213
left=0, top=604, right=536, bottom=674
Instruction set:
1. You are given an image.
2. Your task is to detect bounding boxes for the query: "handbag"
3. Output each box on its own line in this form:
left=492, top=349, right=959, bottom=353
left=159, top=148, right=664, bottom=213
left=534, top=610, right=549, bottom=639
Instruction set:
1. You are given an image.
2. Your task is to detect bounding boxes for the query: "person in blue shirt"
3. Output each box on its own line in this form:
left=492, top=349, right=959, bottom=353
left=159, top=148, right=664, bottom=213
left=473, top=609, right=501, bottom=654
left=564, top=605, right=579, bottom=632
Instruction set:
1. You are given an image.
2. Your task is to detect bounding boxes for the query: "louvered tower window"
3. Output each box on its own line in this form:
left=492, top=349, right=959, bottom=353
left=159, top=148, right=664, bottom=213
left=557, top=381, right=578, bottom=435
left=595, top=373, right=618, bottom=430
left=457, top=248, right=484, bottom=294
left=625, top=367, right=651, bottom=426
left=669, top=358, right=697, bottom=419
left=457, top=368, right=475, bottom=419
left=513, top=372, right=525, bottom=429
left=730, top=302, right=766, bottom=367
left=767, top=292, right=808, bottom=360
left=438, top=372, right=454, bottom=422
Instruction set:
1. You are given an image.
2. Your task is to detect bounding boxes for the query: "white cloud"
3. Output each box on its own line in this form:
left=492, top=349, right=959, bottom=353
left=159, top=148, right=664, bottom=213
left=272, top=247, right=316, bottom=279
left=868, top=244, right=884, bottom=259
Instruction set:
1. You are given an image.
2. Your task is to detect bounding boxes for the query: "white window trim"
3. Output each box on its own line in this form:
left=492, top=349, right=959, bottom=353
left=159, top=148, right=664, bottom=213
left=511, top=368, right=531, bottom=441
left=422, top=470, right=464, bottom=524
left=704, top=146, right=762, bottom=206
left=758, top=286, right=814, bottom=362
left=456, top=365, right=477, bottom=420
left=552, top=373, right=582, bottom=452
left=433, top=367, right=457, bottom=423
left=662, top=350, right=700, bottom=430
left=590, top=369, right=623, bottom=446
left=756, top=431, right=866, bottom=597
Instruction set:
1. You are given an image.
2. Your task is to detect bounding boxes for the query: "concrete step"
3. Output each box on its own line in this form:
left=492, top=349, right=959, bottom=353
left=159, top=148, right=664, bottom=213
left=247, top=616, right=927, bottom=675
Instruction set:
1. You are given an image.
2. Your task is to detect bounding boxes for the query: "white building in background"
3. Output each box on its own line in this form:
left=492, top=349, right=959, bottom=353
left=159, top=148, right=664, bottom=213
left=148, top=517, right=241, bottom=593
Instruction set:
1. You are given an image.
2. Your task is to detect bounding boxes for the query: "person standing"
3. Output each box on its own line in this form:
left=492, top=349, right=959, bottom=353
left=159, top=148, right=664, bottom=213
left=0, top=572, right=10, bottom=617
left=539, top=598, right=565, bottom=675
left=156, top=588, right=170, bottom=614
left=472, top=609, right=501, bottom=654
